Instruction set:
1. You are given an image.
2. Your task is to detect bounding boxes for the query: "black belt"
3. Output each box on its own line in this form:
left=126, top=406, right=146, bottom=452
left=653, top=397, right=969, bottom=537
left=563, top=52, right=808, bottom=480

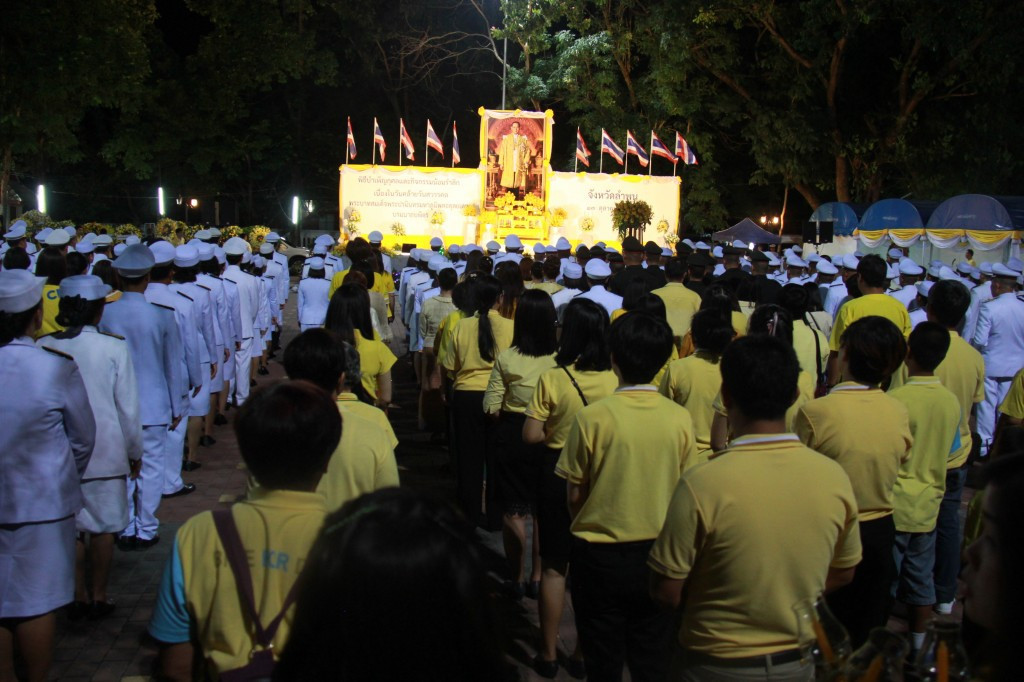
left=683, top=648, right=803, bottom=668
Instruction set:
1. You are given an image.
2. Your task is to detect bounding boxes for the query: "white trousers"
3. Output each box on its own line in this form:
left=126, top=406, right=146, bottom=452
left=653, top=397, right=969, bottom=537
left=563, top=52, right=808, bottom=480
left=163, top=415, right=187, bottom=495
left=977, top=375, right=1012, bottom=455
left=125, top=425, right=167, bottom=540
left=234, top=336, right=254, bottom=405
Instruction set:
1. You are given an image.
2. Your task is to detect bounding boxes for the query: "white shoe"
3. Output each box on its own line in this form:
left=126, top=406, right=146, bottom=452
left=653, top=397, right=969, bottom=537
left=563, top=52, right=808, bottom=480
left=934, top=600, right=955, bottom=615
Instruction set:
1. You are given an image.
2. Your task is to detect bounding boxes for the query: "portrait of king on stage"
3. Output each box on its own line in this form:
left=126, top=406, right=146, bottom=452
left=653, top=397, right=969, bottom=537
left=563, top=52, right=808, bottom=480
left=484, top=114, right=546, bottom=208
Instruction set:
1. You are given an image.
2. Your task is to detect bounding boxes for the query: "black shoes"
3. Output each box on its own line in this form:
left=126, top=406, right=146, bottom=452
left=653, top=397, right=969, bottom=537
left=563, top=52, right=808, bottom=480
left=135, top=536, right=160, bottom=550
left=214, top=413, right=228, bottom=425
left=532, top=655, right=559, bottom=679
left=182, top=460, right=202, bottom=472
left=116, top=535, right=137, bottom=551
left=163, top=483, right=196, bottom=498
left=199, top=434, right=216, bottom=447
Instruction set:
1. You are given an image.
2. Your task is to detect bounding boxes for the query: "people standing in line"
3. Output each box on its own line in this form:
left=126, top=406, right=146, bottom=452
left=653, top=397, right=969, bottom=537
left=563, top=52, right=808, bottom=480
left=652, top=257, right=701, bottom=343
left=196, top=244, right=237, bottom=441
left=324, top=283, right=396, bottom=408
left=523, top=297, right=618, bottom=679
left=483, top=289, right=558, bottom=600
left=101, top=245, right=185, bottom=551
left=0, top=270, right=96, bottom=682
left=33, top=246, right=67, bottom=338
left=297, top=256, right=331, bottom=331
left=577, top=259, right=622, bottom=316
left=39, top=275, right=143, bottom=621
left=794, top=316, right=913, bottom=646
left=649, top=335, right=861, bottom=682
left=221, top=237, right=262, bottom=407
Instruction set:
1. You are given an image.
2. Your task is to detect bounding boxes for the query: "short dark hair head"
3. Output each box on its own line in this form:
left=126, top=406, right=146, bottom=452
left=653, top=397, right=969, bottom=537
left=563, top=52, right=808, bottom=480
left=438, top=267, right=457, bottom=291
left=839, top=315, right=907, bottom=385
left=512, top=289, right=557, bottom=357
left=720, top=335, right=799, bottom=420
left=747, top=304, right=795, bottom=347
left=36, top=247, right=67, bottom=285
left=226, top=253, right=242, bottom=265
left=56, top=295, right=104, bottom=328
left=284, top=329, right=347, bottom=393
left=2, top=247, right=30, bottom=270
left=609, top=312, right=673, bottom=384
left=700, top=284, right=739, bottom=322
left=451, top=279, right=475, bottom=315
left=542, top=255, right=560, bottom=280
left=273, top=488, right=507, bottom=681
left=664, top=257, right=685, bottom=281
left=857, top=254, right=888, bottom=288
left=927, top=279, right=971, bottom=329
left=691, top=308, right=735, bottom=355
left=778, top=283, right=810, bottom=319
left=556, top=297, right=611, bottom=371
left=234, top=380, right=341, bottom=490
left=65, top=251, right=88, bottom=277
left=91, top=260, right=117, bottom=288
left=907, top=321, right=950, bottom=372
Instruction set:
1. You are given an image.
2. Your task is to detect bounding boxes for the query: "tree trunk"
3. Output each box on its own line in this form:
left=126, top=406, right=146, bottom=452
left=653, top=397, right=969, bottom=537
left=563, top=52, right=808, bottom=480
left=1, top=145, right=11, bottom=226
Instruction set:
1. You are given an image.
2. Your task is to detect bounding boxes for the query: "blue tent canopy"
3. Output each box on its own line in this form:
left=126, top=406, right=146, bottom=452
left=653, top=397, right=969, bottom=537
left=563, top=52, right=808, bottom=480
left=713, top=217, right=781, bottom=244
left=808, top=202, right=861, bottom=236
left=858, top=198, right=925, bottom=230
left=926, top=194, right=1015, bottom=231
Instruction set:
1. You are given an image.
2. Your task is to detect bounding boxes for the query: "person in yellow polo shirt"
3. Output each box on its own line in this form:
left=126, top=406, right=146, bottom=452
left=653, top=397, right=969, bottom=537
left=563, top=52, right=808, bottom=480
left=649, top=335, right=861, bottom=680
left=889, top=322, right=961, bottom=652
left=149, top=381, right=341, bottom=680
left=325, top=284, right=396, bottom=407
left=826, top=254, right=911, bottom=386
left=794, top=316, right=912, bottom=647
left=282, top=330, right=399, bottom=511
left=652, top=258, right=701, bottom=341
left=523, top=297, right=617, bottom=679
left=450, top=274, right=513, bottom=528
left=556, top=312, right=696, bottom=682
left=660, top=309, right=734, bottom=463
left=997, top=368, right=1024, bottom=431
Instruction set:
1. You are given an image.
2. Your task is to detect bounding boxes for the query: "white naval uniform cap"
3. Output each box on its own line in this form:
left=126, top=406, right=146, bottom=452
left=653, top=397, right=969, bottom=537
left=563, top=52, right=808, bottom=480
left=112, top=244, right=156, bottom=277
left=0, top=270, right=47, bottom=313
left=58, top=274, right=111, bottom=301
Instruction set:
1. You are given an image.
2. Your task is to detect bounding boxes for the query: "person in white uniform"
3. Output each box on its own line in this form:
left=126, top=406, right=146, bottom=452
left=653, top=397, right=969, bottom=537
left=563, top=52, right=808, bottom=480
left=551, top=262, right=586, bottom=324
left=0, top=270, right=96, bottom=681
left=39, top=275, right=143, bottom=620
left=196, top=244, right=234, bottom=437
left=890, top=258, right=924, bottom=309
left=263, top=232, right=290, bottom=353
left=222, top=237, right=261, bottom=407
left=298, top=256, right=331, bottom=330
left=577, top=259, right=622, bottom=316
left=972, top=262, right=1024, bottom=456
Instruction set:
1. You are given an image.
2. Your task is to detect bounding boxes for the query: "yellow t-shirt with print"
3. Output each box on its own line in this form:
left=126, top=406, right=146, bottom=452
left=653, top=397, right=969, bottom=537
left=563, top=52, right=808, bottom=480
left=555, top=389, right=697, bottom=543
left=354, top=330, right=396, bottom=400
left=1000, top=368, right=1024, bottom=420
left=336, top=393, right=397, bottom=449
left=483, top=348, right=557, bottom=415
left=829, top=293, right=912, bottom=352
left=890, top=332, right=984, bottom=468
left=451, top=310, right=514, bottom=391
left=317, top=408, right=399, bottom=511
left=648, top=435, right=861, bottom=659
left=889, top=378, right=961, bottom=532
left=793, top=384, right=913, bottom=520
left=525, top=365, right=618, bottom=450
left=660, top=352, right=723, bottom=463
left=36, top=283, right=64, bottom=339
left=173, top=489, right=326, bottom=677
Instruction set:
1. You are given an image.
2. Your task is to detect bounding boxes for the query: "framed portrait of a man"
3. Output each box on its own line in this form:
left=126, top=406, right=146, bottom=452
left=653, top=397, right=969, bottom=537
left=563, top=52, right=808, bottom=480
left=479, top=108, right=552, bottom=210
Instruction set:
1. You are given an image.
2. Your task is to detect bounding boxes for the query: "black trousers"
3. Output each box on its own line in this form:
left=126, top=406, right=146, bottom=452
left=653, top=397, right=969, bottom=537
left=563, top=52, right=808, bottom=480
left=451, top=390, right=499, bottom=528
left=826, top=514, right=896, bottom=648
left=570, top=537, right=674, bottom=682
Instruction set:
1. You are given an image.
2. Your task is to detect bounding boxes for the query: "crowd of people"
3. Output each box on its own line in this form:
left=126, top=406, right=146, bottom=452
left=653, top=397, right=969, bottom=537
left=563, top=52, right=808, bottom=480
left=1, top=216, right=1023, bottom=681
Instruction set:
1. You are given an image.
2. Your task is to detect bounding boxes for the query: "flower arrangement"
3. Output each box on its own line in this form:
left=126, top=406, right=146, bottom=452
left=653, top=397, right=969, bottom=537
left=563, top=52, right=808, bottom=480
left=348, top=208, right=362, bottom=224
left=580, top=216, right=595, bottom=232
left=155, top=218, right=189, bottom=240
left=462, top=204, right=479, bottom=217
left=390, top=222, right=406, bottom=236
left=246, top=225, right=271, bottom=250
left=494, top=193, right=517, bottom=210
left=20, top=210, right=74, bottom=233
left=113, top=223, right=142, bottom=238
left=655, top=218, right=679, bottom=245
left=611, top=199, right=653, bottom=241
left=549, top=207, right=568, bottom=227
left=429, top=210, right=446, bottom=226
left=220, top=225, right=244, bottom=239
left=524, top=193, right=545, bottom=212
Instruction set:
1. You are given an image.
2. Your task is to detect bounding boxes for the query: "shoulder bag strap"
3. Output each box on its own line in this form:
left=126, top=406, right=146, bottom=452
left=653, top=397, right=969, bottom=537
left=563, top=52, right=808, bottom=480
left=211, top=510, right=301, bottom=647
left=560, top=366, right=588, bottom=406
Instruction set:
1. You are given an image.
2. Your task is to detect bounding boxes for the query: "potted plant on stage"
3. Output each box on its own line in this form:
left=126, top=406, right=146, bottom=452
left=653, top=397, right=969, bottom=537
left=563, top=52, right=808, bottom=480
left=579, top=215, right=595, bottom=238
left=429, top=209, right=446, bottom=241
left=462, top=204, right=479, bottom=243
left=344, top=207, right=362, bottom=239
left=612, top=199, right=653, bottom=242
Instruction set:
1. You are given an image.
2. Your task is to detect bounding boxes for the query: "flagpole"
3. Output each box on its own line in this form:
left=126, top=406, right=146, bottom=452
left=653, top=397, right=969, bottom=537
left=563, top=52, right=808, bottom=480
left=624, top=138, right=629, bottom=175
left=345, top=119, right=350, bottom=165
left=372, top=126, right=377, bottom=166
left=649, top=131, right=654, bottom=176
left=425, top=122, right=429, bottom=167
left=399, top=122, right=404, bottom=167
left=600, top=148, right=604, bottom=174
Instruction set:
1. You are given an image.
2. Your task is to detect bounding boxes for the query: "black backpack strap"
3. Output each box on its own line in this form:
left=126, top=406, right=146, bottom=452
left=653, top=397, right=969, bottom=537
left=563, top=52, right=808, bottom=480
left=211, top=510, right=301, bottom=649
left=561, top=366, right=588, bottom=406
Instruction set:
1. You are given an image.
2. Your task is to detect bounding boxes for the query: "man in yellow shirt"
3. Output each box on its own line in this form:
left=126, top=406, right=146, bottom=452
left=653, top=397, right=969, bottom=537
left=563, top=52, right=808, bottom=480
left=652, top=257, right=701, bottom=341
left=889, top=322, right=961, bottom=651
left=556, top=312, right=696, bottom=681
left=826, top=254, right=911, bottom=386
left=149, top=381, right=341, bottom=680
left=649, top=335, right=860, bottom=680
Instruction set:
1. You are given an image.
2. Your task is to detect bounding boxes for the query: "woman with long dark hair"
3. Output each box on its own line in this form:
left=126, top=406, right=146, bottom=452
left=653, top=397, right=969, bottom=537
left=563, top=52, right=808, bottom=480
left=274, top=489, right=511, bottom=681
left=483, top=289, right=558, bottom=598
left=494, top=259, right=524, bottom=319
left=522, top=297, right=618, bottom=678
left=34, top=246, right=67, bottom=338
left=38, top=275, right=142, bottom=621
left=325, top=283, right=396, bottom=409
left=450, top=274, right=512, bottom=528
left=0, top=270, right=95, bottom=681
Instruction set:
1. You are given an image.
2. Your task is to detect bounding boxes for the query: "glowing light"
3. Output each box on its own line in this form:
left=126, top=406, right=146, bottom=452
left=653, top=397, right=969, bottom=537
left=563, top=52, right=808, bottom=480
left=189, top=198, right=199, bottom=208
left=37, top=185, right=46, bottom=214
left=158, top=187, right=165, bottom=215
left=291, top=196, right=300, bottom=225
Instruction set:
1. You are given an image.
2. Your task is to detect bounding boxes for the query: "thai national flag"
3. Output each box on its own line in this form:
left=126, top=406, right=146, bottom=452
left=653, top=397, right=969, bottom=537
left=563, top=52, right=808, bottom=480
left=346, top=117, right=357, bottom=158
left=400, top=119, right=415, bottom=161
left=601, top=129, right=624, bottom=166
left=650, top=131, right=675, bottom=162
left=576, top=128, right=591, bottom=167
left=675, top=132, right=698, bottom=165
left=625, top=130, right=649, bottom=167
left=373, top=118, right=387, bottom=161
left=426, top=120, right=444, bottom=157
left=452, top=122, right=461, bottom=165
